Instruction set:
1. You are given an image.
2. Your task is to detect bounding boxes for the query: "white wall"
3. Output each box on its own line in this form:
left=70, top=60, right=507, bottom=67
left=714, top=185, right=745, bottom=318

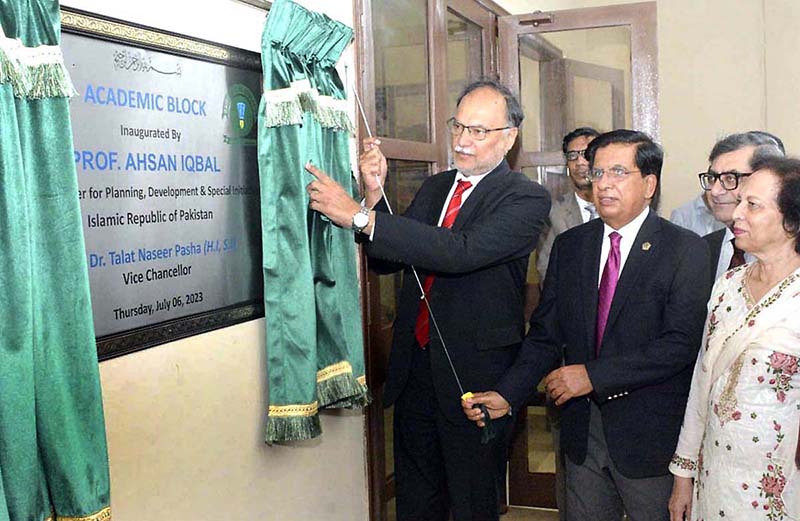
left=59, top=1, right=369, bottom=520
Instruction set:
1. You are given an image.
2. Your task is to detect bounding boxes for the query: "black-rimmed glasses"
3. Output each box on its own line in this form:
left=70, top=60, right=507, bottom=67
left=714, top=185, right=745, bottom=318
left=565, top=149, right=588, bottom=161
left=698, top=171, right=752, bottom=191
left=446, top=117, right=511, bottom=141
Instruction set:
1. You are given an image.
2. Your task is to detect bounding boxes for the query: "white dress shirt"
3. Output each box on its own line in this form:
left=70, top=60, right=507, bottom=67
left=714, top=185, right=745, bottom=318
left=369, top=161, right=498, bottom=240
left=575, top=192, right=597, bottom=224
left=435, top=169, right=491, bottom=225
left=598, top=206, right=651, bottom=287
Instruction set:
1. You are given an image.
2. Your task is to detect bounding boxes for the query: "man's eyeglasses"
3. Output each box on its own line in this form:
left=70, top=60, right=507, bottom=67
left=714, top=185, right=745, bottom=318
left=698, top=171, right=752, bottom=191
left=588, top=166, right=640, bottom=182
left=565, top=149, right=588, bottom=161
left=447, top=117, right=511, bottom=141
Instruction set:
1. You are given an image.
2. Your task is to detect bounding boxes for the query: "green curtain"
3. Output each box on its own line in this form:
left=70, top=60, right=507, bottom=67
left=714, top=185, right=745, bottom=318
left=258, top=0, right=368, bottom=443
left=0, top=2, right=111, bottom=520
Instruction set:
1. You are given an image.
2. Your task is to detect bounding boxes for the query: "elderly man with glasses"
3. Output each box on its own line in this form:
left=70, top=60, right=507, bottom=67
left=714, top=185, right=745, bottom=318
left=698, top=131, right=784, bottom=286
left=464, top=129, right=712, bottom=521
left=307, top=79, right=550, bottom=521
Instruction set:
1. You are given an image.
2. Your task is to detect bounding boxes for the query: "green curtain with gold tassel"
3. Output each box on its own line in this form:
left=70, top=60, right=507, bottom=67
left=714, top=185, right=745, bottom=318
left=258, top=0, right=368, bottom=443
left=0, top=2, right=112, bottom=521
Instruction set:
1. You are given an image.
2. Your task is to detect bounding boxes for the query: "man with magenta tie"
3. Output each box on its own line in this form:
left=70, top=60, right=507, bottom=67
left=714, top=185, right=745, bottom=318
left=464, top=129, right=712, bottom=521
left=306, top=79, right=550, bottom=521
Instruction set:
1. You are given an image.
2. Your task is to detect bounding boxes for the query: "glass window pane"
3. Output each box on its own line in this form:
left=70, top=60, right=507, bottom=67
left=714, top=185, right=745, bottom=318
left=376, top=160, right=430, bottom=510
left=522, top=165, right=572, bottom=202
left=447, top=9, right=484, bottom=116
left=544, top=26, right=632, bottom=129
left=518, top=26, right=632, bottom=155
left=373, top=0, right=431, bottom=142
left=527, top=405, right=556, bottom=474
left=376, top=160, right=429, bottom=330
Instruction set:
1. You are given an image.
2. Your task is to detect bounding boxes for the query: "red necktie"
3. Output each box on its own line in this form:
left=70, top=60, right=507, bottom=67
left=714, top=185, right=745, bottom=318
left=596, top=231, right=622, bottom=355
left=728, top=237, right=746, bottom=269
left=414, top=179, right=472, bottom=348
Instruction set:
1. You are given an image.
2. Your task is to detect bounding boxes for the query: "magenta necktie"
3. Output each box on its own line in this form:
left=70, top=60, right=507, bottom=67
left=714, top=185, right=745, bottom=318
left=596, top=231, right=622, bottom=355
left=414, top=180, right=472, bottom=348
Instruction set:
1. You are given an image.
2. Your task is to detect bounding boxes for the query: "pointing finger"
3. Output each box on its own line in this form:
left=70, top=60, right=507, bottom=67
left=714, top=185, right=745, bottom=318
left=305, top=162, right=330, bottom=182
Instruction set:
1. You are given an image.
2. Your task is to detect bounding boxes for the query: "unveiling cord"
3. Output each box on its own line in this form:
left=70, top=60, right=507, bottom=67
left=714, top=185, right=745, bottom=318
left=351, top=83, right=468, bottom=400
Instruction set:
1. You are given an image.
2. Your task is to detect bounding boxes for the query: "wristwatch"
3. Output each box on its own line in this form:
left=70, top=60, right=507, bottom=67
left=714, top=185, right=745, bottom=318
left=352, top=206, right=371, bottom=234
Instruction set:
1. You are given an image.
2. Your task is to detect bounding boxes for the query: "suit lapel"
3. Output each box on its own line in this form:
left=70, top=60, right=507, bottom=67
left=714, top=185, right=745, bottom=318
left=565, top=194, right=584, bottom=229
left=603, top=211, right=661, bottom=336
left=426, top=171, right=457, bottom=225
left=450, top=160, right=509, bottom=231
left=581, top=219, right=604, bottom=353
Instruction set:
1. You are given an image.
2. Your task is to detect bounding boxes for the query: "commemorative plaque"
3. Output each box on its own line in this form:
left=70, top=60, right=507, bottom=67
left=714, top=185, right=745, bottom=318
left=61, top=8, right=264, bottom=360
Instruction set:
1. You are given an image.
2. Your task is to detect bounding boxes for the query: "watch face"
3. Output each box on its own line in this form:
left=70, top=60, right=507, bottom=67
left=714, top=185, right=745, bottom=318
left=353, top=211, right=369, bottom=228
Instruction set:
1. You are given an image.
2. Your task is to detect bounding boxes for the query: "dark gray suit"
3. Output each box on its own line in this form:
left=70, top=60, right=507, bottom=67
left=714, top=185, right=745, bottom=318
left=536, top=192, right=585, bottom=279
left=704, top=227, right=726, bottom=287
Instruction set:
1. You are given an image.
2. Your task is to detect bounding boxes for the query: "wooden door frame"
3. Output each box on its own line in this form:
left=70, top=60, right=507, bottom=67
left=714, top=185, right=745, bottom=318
left=355, top=1, right=504, bottom=519
left=500, top=1, right=658, bottom=174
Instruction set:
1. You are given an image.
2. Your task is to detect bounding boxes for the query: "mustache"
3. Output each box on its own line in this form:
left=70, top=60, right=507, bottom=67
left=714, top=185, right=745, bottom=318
left=454, top=145, right=474, bottom=156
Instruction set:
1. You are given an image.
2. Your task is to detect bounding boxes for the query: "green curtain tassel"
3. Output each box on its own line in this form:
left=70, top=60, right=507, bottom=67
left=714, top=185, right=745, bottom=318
left=0, top=46, right=17, bottom=86
left=25, top=62, right=77, bottom=99
left=317, top=369, right=363, bottom=407
left=265, top=415, right=322, bottom=444
left=298, top=89, right=320, bottom=117
left=0, top=53, right=29, bottom=98
left=324, top=381, right=372, bottom=409
left=332, top=109, right=355, bottom=133
left=261, top=98, right=304, bottom=127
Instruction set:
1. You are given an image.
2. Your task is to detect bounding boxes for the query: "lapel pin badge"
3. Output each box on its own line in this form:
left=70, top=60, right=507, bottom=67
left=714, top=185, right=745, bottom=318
left=642, top=242, right=651, bottom=251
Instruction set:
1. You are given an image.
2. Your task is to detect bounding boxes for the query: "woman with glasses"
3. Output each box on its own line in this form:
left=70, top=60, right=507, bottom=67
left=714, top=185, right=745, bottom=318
left=668, top=155, right=800, bottom=521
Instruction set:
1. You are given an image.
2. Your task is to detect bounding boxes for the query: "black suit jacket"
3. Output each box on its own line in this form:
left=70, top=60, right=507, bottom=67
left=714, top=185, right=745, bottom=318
left=367, top=160, right=550, bottom=422
left=704, top=227, right=725, bottom=287
left=496, top=211, right=711, bottom=478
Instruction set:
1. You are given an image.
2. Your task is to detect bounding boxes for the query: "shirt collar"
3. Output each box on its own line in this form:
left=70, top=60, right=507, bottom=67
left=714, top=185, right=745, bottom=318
left=602, top=205, right=651, bottom=238
left=574, top=192, right=594, bottom=210
left=455, top=168, right=492, bottom=188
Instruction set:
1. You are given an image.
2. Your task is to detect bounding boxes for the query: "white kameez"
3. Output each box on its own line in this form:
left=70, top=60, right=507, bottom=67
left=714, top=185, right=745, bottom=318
left=670, top=264, right=800, bottom=521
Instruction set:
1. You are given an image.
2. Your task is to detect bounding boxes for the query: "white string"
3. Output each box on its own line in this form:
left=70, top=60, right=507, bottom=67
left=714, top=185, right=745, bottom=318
left=350, top=81, right=466, bottom=397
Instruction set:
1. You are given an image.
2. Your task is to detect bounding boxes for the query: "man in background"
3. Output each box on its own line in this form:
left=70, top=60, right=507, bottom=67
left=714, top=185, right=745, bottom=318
left=700, top=131, right=784, bottom=285
left=535, top=127, right=601, bottom=284
left=669, top=191, right=724, bottom=236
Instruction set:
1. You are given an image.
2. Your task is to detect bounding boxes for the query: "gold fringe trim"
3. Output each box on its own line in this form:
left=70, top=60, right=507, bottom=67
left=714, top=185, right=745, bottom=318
left=317, top=360, right=353, bottom=382
left=268, top=401, right=318, bottom=417
left=357, top=374, right=366, bottom=386
left=46, top=506, right=112, bottom=521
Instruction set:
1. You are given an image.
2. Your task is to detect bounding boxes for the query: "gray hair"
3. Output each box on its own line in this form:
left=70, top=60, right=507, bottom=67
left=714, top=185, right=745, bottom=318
left=456, top=79, right=524, bottom=128
left=708, top=131, right=785, bottom=163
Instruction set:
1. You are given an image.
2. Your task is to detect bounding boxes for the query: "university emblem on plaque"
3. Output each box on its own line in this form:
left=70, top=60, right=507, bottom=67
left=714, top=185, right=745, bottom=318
left=222, top=83, right=257, bottom=145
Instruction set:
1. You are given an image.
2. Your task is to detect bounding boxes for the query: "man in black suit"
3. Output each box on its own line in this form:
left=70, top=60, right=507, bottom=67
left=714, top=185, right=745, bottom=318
left=699, top=131, right=784, bottom=286
left=464, top=130, right=711, bottom=521
left=307, top=79, right=550, bottom=521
